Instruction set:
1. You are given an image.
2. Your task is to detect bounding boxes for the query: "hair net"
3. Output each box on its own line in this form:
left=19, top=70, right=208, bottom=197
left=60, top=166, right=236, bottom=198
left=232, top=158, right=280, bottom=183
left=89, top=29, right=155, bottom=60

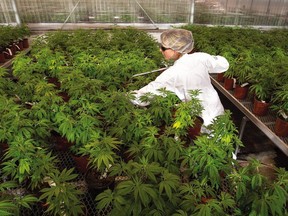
left=160, top=29, right=194, bottom=54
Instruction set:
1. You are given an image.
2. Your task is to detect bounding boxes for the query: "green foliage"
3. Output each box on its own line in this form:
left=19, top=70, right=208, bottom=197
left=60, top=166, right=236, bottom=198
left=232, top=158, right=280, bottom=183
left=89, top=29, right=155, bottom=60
left=96, top=166, right=179, bottom=215
left=0, top=181, right=38, bottom=216
left=0, top=24, right=30, bottom=47
left=229, top=159, right=288, bottom=216
left=39, top=168, right=84, bottom=216
left=139, top=88, right=181, bottom=126
left=191, top=111, right=242, bottom=183
left=172, top=90, right=203, bottom=136
left=271, top=83, right=288, bottom=120
left=53, top=98, right=103, bottom=146
left=1, top=26, right=288, bottom=216
left=230, top=49, right=255, bottom=84
left=78, top=133, right=122, bottom=172
left=0, top=68, right=16, bottom=97
left=0, top=200, right=16, bottom=216
left=17, top=24, right=31, bottom=38
left=0, top=95, right=25, bottom=142
left=2, top=135, right=58, bottom=188
left=247, top=61, right=278, bottom=101
left=95, top=111, right=247, bottom=215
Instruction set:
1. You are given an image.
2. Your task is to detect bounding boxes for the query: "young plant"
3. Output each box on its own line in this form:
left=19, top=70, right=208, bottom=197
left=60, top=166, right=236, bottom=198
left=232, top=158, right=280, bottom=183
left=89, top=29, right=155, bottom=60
left=177, top=179, right=237, bottom=215
left=233, top=50, right=254, bottom=85
left=172, top=90, right=203, bottom=137
left=137, top=88, right=181, bottom=127
left=181, top=111, right=242, bottom=188
left=247, top=55, right=277, bottom=101
left=102, top=90, right=143, bottom=144
left=53, top=98, right=103, bottom=152
left=17, top=24, right=31, bottom=40
left=0, top=95, right=25, bottom=142
left=78, top=132, right=122, bottom=173
left=96, top=157, right=180, bottom=215
left=39, top=168, right=84, bottom=216
left=0, top=181, right=38, bottom=216
left=271, top=83, right=288, bottom=121
left=229, top=159, right=288, bottom=216
left=2, top=135, right=58, bottom=189
left=0, top=67, right=16, bottom=97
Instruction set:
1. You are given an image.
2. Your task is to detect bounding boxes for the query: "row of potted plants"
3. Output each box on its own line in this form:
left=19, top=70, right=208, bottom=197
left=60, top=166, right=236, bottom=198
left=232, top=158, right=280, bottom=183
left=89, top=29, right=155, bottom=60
left=0, top=24, right=30, bottom=63
left=0, top=28, right=164, bottom=215
left=183, top=25, right=288, bottom=137
left=0, top=27, right=287, bottom=215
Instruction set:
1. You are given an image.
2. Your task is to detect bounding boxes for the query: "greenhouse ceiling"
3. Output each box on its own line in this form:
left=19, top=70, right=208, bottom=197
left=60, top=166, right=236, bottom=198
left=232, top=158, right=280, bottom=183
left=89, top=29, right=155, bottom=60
left=0, top=0, right=287, bottom=30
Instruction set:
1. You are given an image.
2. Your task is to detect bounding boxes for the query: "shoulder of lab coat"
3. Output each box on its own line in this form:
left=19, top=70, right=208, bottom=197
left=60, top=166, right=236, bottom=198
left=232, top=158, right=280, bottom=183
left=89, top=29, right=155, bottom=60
left=192, top=52, right=229, bottom=73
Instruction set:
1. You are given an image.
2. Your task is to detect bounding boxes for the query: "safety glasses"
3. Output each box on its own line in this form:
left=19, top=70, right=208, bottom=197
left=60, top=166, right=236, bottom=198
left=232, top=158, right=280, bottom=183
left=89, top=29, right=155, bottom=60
left=160, top=45, right=170, bottom=51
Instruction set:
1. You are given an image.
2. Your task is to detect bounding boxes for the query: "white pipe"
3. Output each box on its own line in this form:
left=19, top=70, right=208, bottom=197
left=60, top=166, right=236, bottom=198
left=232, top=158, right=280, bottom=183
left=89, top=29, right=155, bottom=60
left=11, top=0, right=21, bottom=24
left=61, top=0, right=81, bottom=30
left=134, top=0, right=159, bottom=29
left=189, top=0, right=195, bottom=24
left=132, top=67, right=168, bottom=77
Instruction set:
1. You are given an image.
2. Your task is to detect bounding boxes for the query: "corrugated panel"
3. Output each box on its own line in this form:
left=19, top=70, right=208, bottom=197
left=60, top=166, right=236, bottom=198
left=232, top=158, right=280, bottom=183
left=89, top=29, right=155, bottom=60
left=0, top=0, right=16, bottom=23
left=0, top=0, right=287, bottom=26
left=199, top=0, right=288, bottom=26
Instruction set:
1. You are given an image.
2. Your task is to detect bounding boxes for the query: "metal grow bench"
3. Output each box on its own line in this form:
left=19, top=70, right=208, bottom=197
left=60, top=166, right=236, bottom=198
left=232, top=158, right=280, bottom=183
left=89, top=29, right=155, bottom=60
left=210, top=74, right=288, bottom=157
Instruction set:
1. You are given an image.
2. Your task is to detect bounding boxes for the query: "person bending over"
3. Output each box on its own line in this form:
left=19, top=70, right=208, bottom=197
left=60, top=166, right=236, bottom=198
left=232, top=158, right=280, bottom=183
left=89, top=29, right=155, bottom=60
left=131, top=29, right=229, bottom=130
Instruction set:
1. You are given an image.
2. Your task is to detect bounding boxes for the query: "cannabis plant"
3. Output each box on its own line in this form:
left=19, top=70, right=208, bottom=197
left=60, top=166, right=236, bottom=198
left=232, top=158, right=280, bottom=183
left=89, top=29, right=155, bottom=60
left=247, top=55, right=278, bottom=102
left=17, top=24, right=31, bottom=40
left=0, top=95, right=39, bottom=143
left=229, top=159, right=288, bottom=216
left=2, top=135, right=58, bottom=189
left=96, top=158, right=180, bottom=215
left=39, top=168, right=84, bottom=216
left=180, top=111, right=241, bottom=188
left=78, top=132, right=122, bottom=173
left=172, top=90, right=203, bottom=137
left=0, top=181, right=38, bottom=216
left=0, top=68, right=16, bottom=97
left=137, top=88, right=181, bottom=127
left=271, top=83, right=288, bottom=121
left=53, top=97, right=103, bottom=152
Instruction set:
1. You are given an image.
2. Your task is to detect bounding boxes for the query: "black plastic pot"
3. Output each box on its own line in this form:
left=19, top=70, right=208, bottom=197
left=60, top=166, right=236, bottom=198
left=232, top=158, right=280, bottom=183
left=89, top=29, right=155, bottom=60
left=0, top=47, right=5, bottom=63
left=85, top=168, right=115, bottom=190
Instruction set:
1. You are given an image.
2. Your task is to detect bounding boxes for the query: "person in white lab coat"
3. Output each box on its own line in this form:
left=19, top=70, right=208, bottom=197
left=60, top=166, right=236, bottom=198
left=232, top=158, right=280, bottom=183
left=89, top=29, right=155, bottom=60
left=131, top=29, right=229, bottom=129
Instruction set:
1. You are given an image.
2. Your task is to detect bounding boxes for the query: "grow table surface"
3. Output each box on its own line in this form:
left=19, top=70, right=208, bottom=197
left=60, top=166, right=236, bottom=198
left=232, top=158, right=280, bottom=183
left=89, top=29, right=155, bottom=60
left=0, top=47, right=31, bottom=69
left=210, top=74, right=288, bottom=157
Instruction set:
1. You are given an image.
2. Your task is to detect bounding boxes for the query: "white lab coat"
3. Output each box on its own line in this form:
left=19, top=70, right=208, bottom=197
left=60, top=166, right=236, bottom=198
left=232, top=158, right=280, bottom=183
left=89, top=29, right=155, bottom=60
left=131, top=52, right=229, bottom=127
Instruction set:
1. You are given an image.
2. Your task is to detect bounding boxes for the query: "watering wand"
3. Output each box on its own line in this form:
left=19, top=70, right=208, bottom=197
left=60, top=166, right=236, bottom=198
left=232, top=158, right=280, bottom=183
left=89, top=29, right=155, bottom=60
left=131, top=67, right=168, bottom=78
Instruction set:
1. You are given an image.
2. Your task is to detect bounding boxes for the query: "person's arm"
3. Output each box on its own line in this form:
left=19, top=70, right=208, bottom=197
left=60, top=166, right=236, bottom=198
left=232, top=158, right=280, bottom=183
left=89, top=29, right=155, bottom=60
left=130, top=70, right=174, bottom=106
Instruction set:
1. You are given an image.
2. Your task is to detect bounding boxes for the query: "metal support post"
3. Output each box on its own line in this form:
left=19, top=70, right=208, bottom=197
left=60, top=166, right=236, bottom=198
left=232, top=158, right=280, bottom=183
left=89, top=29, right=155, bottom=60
left=234, top=116, right=249, bottom=156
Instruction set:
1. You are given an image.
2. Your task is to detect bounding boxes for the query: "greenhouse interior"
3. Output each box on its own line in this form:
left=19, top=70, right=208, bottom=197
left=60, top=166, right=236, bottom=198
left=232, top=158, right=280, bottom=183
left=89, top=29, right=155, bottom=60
left=0, top=0, right=288, bottom=215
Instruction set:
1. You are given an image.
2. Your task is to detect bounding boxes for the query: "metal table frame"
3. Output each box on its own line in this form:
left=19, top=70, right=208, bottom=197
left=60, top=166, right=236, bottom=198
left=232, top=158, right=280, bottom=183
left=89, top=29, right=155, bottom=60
left=1, top=48, right=31, bottom=69
left=210, top=74, right=288, bottom=156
